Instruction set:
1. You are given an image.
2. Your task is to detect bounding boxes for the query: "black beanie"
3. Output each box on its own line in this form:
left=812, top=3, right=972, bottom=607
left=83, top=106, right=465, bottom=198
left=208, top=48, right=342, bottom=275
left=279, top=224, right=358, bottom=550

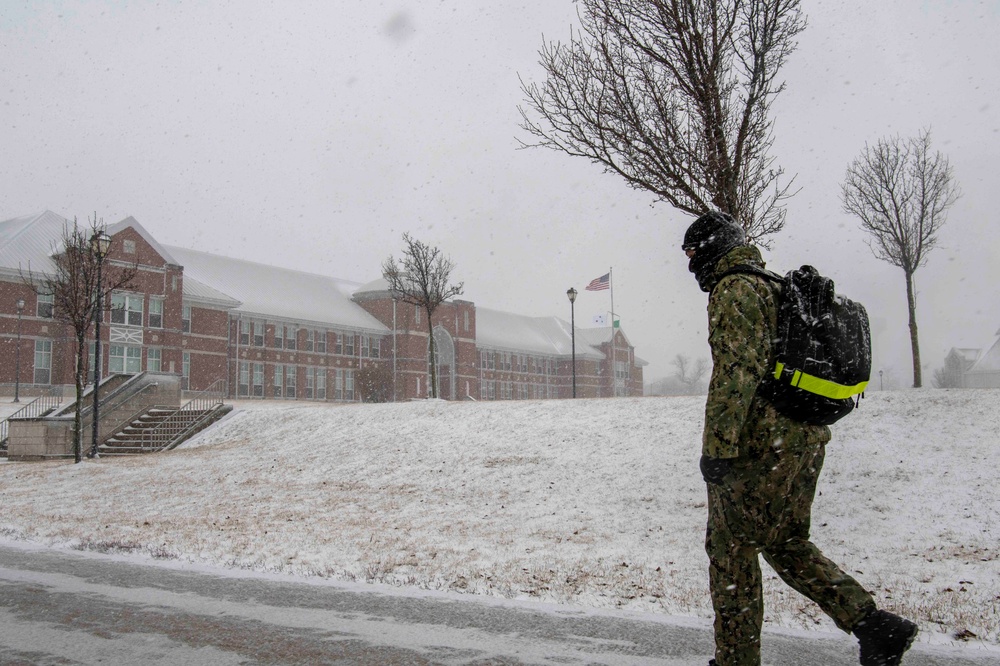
left=683, top=211, right=746, bottom=292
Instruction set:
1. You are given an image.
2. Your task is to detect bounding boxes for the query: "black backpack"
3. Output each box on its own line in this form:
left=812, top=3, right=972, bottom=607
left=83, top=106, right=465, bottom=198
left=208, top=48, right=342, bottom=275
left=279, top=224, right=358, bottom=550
left=717, top=264, right=871, bottom=426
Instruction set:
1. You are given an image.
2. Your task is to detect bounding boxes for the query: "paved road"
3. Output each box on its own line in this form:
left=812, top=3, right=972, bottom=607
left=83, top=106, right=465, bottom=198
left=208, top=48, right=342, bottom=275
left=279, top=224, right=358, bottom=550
left=0, top=542, right=996, bottom=665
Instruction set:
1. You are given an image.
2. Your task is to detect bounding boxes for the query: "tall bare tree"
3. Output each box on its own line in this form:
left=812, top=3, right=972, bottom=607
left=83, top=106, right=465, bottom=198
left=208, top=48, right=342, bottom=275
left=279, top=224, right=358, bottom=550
left=519, top=0, right=805, bottom=245
left=671, top=353, right=709, bottom=393
left=22, top=216, right=137, bottom=462
left=382, top=234, right=464, bottom=399
left=841, top=129, right=960, bottom=388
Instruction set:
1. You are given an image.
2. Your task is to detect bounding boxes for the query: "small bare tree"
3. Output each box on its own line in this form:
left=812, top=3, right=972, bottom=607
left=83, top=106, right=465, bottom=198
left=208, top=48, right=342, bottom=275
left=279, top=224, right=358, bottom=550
left=382, top=234, right=464, bottom=399
left=519, top=0, right=805, bottom=245
left=841, top=129, right=960, bottom=388
left=671, top=353, right=709, bottom=393
left=22, top=216, right=138, bottom=463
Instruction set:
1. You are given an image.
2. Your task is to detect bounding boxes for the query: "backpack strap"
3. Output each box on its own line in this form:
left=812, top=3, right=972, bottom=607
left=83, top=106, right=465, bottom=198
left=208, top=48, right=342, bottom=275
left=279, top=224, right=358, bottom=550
left=710, top=264, right=784, bottom=296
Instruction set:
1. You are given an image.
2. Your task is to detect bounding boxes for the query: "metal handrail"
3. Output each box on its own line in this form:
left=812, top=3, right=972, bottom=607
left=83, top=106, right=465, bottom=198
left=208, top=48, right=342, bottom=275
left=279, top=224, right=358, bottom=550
left=136, top=379, right=226, bottom=451
left=1, top=389, right=65, bottom=447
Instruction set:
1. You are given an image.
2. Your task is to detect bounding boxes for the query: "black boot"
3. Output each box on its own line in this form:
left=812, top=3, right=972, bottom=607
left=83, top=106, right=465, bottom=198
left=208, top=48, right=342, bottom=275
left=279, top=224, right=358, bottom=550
left=853, top=608, right=918, bottom=666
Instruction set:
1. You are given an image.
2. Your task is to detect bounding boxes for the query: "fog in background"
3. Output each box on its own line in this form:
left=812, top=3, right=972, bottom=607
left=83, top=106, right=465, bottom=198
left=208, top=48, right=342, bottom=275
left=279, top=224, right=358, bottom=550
left=2, top=1, right=997, bottom=386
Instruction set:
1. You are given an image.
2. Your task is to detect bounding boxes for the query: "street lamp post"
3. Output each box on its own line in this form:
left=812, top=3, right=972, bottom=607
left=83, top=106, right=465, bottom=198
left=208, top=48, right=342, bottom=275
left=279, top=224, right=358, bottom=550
left=566, top=288, right=577, bottom=398
left=89, top=231, right=112, bottom=459
left=13, top=298, right=25, bottom=402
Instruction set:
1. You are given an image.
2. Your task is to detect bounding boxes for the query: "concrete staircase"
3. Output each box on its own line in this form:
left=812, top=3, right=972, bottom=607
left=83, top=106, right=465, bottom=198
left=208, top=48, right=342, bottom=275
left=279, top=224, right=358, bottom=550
left=98, top=404, right=232, bottom=456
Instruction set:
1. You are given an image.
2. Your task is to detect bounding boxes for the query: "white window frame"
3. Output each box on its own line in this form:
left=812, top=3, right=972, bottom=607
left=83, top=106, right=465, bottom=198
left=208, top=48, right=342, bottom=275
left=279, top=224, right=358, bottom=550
left=149, top=297, right=164, bottom=329
left=147, top=347, right=162, bottom=372
left=111, top=293, right=143, bottom=327
left=34, top=340, right=52, bottom=384
left=37, top=292, right=54, bottom=318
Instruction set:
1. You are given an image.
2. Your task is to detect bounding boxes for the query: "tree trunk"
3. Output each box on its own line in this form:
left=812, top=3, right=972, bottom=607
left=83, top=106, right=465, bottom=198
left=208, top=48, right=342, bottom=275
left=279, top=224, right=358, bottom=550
left=905, top=270, right=922, bottom=388
left=426, top=310, right=437, bottom=399
left=73, top=331, right=86, bottom=463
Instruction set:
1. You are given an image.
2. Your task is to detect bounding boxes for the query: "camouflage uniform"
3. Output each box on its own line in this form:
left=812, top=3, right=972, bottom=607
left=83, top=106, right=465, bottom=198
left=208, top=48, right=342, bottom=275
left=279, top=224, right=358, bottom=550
left=702, top=245, right=876, bottom=666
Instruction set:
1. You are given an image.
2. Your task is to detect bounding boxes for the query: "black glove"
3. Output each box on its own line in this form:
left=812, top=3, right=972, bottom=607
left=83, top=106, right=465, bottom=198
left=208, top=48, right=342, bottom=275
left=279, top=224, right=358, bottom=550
left=700, top=454, right=733, bottom=485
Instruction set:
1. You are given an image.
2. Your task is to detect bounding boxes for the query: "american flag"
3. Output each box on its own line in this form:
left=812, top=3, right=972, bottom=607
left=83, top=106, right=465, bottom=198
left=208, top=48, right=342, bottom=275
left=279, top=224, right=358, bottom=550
left=585, top=273, right=610, bottom=291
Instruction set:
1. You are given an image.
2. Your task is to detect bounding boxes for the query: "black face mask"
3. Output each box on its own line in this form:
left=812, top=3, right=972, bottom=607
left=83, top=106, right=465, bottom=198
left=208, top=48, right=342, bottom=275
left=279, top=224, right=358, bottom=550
left=688, top=252, right=719, bottom=293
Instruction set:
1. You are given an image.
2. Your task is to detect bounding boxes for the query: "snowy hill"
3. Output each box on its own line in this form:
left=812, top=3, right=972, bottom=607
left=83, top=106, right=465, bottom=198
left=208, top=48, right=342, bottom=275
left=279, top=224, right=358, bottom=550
left=1, top=390, right=997, bottom=649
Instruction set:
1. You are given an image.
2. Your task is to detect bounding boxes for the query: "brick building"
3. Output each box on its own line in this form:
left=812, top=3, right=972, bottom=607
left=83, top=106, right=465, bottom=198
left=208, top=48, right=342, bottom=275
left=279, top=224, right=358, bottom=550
left=1, top=211, right=645, bottom=402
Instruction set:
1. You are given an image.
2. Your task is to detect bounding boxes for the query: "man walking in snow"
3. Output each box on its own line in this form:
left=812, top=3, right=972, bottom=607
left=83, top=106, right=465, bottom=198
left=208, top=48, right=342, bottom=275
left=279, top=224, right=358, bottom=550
left=683, top=211, right=918, bottom=666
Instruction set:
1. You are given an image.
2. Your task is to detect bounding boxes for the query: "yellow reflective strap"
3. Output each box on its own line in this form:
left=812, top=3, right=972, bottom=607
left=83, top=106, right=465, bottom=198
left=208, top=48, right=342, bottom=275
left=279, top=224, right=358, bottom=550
left=772, top=363, right=868, bottom=399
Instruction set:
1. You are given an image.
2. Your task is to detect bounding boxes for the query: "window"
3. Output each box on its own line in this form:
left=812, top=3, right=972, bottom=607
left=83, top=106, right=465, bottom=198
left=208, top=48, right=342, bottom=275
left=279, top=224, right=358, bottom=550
left=316, top=330, right=326, bottom=353
left=305, top=367, right=315, bottom=399
left=240, top=319, right=264, bottom=346
left=361, top=335, right=370, bottom=358
left=123, top=239, right=136, bottom=254
left=147, top=347, right=162, bottom=372
left=285, top=365, right=296, bottom=398
left=252, top=363, right=264, bottom=397
left=109, top=344, right=141, bottom=374
left=304, top=329, right=314, bottom=352
left=335, top=368, right=343, bottom=400
left=238, top=362, right=263, bottom=397
left=149, top=297, right=164, bottom=328
left=284, top=325, right=297, bottom=350
left=370, top=337, right=380, bottom=359
left=111, top=293, right=143, bottom=327
left=345, top=369, right=354, bottom=400
left=415, top=305, right=421, bottom=324
left=464, top=311, right=469, bottom=332
left=316, top=370, right=326, bottom=400
left=344, top=334, right=354, bottom=356
left=36, top=292, right=54, bottom=318
left=239, top=361, right=250, bottom=397
left=182, top=305, right=191, bottom=333
left=33, top=340, right=52, bottom=384
left=334, top=333, right=342, bottom=355
left=273, top=364, right=284, bottom=397
left=182, top=352, right=190, bottom=390
left=274, top=323, right=283, bottom=349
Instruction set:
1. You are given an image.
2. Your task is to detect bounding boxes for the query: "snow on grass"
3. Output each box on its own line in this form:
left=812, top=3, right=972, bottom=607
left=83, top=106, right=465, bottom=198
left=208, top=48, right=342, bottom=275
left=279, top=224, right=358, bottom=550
left=0, top=390, right=997, bottom=648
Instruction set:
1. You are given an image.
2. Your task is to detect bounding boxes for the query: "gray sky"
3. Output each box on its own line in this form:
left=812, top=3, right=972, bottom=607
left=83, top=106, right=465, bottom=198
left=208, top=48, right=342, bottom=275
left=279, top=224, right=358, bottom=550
left=2, top=1, right=998, bottom=385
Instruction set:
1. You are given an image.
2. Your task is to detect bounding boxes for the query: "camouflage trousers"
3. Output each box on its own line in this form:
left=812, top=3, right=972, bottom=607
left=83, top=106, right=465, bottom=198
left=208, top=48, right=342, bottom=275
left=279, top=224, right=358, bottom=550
left=705, top=440, right=876, bottom=666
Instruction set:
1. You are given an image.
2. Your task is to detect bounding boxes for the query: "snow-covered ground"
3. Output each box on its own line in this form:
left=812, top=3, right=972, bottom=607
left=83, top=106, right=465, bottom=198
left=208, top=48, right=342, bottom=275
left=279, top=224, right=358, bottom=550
left=1, top=390, right=997, bottom=653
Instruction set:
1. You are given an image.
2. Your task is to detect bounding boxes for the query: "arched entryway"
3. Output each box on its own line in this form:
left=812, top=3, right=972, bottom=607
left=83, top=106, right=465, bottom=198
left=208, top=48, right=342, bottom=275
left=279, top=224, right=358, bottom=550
left=432, top=326, right=456, bottom=400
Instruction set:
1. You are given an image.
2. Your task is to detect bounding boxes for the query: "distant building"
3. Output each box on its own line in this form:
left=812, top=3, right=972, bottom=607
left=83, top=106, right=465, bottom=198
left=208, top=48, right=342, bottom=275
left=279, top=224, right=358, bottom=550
left=957, top=331, right=1000, bottom=389
left=1, top=211, right=646, bottom=402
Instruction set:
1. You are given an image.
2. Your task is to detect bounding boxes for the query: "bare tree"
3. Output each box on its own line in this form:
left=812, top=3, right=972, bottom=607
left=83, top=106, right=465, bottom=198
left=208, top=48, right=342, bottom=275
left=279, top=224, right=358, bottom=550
left=841, top=129, right=960, bottom=388
left=671, top=353, right=709, bottom=393
left=21, top=216, right=138, bottom=463
left=519, top=0, right=805, bottom=245
left=382, top=234, right=464, bottom=399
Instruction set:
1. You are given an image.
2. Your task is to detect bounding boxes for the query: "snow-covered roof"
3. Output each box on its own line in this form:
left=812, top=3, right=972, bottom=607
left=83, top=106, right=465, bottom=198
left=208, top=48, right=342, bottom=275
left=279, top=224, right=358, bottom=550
left=474, top=307, right=604, bottom=360
left=0, top=210, right=72, bottom=276
left=968, top=336, right=1000, bottom=375
left=182, top=275, right=242, bottom=309
left=108, top=216, right=180, bottom=267
left=352, top=276, right=391, bottom=298
left=166, top=245, right=389, bottom=333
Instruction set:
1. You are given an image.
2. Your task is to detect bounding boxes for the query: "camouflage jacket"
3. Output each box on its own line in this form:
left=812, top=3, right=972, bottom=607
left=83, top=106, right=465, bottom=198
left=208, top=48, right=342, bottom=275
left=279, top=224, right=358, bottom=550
left=701, top=245, right=830, bottom=459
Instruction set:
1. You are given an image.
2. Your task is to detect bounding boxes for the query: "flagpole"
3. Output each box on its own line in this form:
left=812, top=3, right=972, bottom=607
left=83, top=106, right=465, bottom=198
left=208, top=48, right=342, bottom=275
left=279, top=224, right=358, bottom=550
left=610, top=267, right=616, bottom=397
